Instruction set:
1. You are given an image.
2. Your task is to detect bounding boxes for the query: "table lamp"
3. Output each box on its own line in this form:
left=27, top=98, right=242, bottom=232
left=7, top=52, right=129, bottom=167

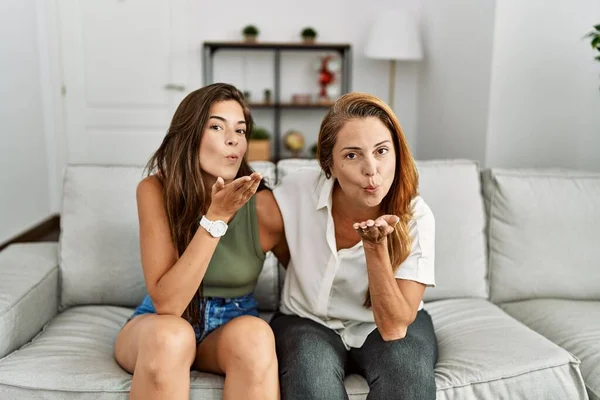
left=365, top=10, right=423, bottom=110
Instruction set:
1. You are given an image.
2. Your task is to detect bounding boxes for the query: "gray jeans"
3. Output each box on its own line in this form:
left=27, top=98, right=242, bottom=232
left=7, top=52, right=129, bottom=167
left=270, top=310, right=438, bottom=400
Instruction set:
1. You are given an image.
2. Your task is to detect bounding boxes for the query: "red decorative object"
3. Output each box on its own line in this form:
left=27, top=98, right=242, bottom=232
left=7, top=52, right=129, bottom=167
left=318, top=55, right=335, bottom=99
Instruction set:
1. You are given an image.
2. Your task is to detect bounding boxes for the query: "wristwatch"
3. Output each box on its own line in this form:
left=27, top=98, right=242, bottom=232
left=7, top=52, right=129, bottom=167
left=199, top=215, right=228, bottom=238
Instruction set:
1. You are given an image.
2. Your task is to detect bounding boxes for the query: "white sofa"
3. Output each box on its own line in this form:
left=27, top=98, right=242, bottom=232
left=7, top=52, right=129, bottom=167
left=0, top=159, right=598, bottom=399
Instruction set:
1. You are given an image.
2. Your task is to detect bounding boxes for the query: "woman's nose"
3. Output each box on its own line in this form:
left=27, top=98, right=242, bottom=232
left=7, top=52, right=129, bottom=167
left=225, top=132, right=238, bottom=146
left=363, top=157, right=376, bottom=176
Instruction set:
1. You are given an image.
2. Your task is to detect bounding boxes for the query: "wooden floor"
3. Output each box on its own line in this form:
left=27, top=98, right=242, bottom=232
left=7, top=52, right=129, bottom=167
left=0, top=215, right=60, bottom=252
left=38, top=228, right=60, bottom=242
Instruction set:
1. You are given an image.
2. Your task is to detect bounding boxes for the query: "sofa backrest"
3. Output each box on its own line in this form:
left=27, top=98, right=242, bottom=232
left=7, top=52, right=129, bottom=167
left=276, top=159, right=489, bottom=303
left=59, top=159, right=489, bottom=311
left=59, top=163, right=279, bottom=311
left=60, top=165, right=143, bottom=310
left=482, top=168, right=600, bottom=303
left=416, top=160, right=488, bottom=301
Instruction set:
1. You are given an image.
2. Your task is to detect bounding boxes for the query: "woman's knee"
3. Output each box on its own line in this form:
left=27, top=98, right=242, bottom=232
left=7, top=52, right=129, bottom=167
left=220, top=316, right=277, bottom=374
left=281, top=322, right=341, bottom=364
left=137, top=315, right=197, bottom=372
left=277, top=323, right=346, bottom=384
left=372, top=339, right=436, bottom=393
left=278, top=333, right=346, bottom=400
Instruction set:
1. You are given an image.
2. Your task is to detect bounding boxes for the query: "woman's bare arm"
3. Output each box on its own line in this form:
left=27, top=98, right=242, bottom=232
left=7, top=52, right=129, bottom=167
left=138, top=174, right=260, bottom=316
left=356, top=215, right=425, bottom=341
left=363, top=239, right=425, bottom=341
left=256, top=189, right=290, bottom=267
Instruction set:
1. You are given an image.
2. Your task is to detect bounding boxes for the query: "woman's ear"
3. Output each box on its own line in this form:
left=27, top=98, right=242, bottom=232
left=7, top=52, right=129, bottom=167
left=323, top=162, right=334, bottom=179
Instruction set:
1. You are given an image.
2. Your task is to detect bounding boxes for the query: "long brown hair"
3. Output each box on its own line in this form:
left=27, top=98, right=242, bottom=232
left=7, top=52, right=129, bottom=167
left=144, top=83, right=264, bottom=328
left=317, top=92, right=419, bottom=307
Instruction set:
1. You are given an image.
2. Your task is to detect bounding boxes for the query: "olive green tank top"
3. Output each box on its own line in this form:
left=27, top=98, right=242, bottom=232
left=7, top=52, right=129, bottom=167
left=201, top=195, right=266, bottom=298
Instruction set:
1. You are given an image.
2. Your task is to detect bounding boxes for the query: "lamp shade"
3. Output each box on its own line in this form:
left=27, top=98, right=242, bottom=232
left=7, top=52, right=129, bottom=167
left=365, top=10, right=423, bottom=61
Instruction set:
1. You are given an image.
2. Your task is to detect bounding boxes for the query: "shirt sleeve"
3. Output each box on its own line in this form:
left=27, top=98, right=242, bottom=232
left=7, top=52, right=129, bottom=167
left=394, top=196, right=436, bottom=286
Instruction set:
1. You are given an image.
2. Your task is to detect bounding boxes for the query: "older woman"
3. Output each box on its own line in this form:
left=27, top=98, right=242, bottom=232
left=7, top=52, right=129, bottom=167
left=271, top=92, right=438, bottom=400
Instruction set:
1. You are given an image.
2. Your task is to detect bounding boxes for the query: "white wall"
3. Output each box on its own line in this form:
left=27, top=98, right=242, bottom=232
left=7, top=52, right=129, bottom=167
left=4, top=0, right=599, bottom=244
left=485, top=0, right=600, bottom=170
left=416, top=0, right=497, bottom=164
left=37, top=0, right=66, bottom=214
left=188, top=0, right=422, bottom=156
left=0, top=0, right=52, bottom=243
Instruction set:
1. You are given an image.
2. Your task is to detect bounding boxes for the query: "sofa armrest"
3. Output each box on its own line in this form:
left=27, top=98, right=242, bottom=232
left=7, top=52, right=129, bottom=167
left=0, top=242, right=59, bottom=358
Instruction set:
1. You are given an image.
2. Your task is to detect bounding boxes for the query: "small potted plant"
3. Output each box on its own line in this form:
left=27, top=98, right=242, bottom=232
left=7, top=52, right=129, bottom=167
left=301, top=27, right=318, bottom=44
left=263, top=89, right=272, bottom=104
left=247, top=126, right=271, bottom=161
left=243, top=90, right=251, bottom=102
left=310, top=143, right=318, bottom=158
left=242, top=25, right=259, bottom=43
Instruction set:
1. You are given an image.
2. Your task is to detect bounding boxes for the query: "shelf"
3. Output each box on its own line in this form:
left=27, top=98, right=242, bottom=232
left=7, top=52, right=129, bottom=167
left=202, top=41, right=352, bottom=161
left=203, top=41, right=351, bottom=52
left=248, top=102, right=333, bottom=110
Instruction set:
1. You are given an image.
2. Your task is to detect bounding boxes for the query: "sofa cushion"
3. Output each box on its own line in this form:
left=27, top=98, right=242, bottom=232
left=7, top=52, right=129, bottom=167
left=250, top=160, right=277, bottom=188
left=416, top=160, right=488, bottom=301
left=59, top=162, right=279, bottom=310
left=276, top=159, right=489, bottom=301
left=501, top=299, right=600, bottom=400
left=60, top=165, right=145, bottom=310
left=0, top=306, right=369, bottom=399
left=275, top=158, right=320, bottom=183
left=482, top=169, right=600, bottom=303
left=253, top=253, right=280, bottom=311
left=426, top=299, right=588, bottom=399
left=0, top=302, right=588, bottom=399
left=0, top=243, right=59, bottom=358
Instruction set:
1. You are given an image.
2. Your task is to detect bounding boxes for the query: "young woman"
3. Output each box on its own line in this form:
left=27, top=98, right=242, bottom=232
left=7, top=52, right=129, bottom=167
left=272, top=92, right=438, bottom=399
left=114, top=83, right=286, bottom=400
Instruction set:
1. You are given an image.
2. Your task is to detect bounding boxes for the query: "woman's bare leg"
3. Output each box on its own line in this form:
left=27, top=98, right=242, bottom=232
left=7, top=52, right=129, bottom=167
left=194, top=315, right=279, bottom=400
left=114, top=314, right=197, bottom=400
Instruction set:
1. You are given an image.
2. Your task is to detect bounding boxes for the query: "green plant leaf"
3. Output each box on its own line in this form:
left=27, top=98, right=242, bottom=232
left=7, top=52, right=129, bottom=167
left=595, top=55, right=600, bottom=62
left=592, top=37, right=600, bottom=48
left=301, top=27, right=317, bottom=37
left=594, top=24, right=600, bottom=31
left=251, top=126, right=270, bottom=140
left=242, top=25, right=259, bottom=36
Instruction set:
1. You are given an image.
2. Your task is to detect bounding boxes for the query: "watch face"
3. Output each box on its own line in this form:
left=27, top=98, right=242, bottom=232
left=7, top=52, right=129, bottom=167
left=211, top=221, right=228, bottom=236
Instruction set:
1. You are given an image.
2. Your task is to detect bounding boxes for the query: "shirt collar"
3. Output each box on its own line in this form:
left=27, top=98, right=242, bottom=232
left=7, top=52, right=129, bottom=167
left=316, top=174, right=335, bottom=210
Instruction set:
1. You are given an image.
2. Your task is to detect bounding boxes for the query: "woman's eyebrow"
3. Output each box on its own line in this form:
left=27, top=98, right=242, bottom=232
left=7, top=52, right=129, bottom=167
left=341, top=140, right=391, bottom=151
left=208, top=115, right=246, bottom=125
left=373, top=140, right=391, bottom=147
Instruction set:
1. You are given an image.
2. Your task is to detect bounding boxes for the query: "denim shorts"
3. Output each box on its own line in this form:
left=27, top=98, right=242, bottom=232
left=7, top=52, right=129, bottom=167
left=128, top=293, right=259, bottom=344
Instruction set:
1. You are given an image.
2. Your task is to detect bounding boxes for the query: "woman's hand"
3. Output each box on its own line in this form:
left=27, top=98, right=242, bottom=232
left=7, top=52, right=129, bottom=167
left=353, top=215, right=400, bottom=245
left=206, top=172, right=262, bottom=221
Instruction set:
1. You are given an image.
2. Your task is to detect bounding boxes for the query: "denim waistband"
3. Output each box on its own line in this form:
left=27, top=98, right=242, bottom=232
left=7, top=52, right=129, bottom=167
left=204, top=292, right=254, bottom=306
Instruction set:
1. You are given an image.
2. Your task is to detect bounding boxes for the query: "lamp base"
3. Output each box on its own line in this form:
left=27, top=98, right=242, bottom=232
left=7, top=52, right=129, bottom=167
left=388, top=59, right=396, bottom=111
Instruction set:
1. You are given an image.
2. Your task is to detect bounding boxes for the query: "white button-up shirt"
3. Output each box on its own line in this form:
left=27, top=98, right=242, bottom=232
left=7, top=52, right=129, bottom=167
left=274, top=168, right=435, bottom=349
